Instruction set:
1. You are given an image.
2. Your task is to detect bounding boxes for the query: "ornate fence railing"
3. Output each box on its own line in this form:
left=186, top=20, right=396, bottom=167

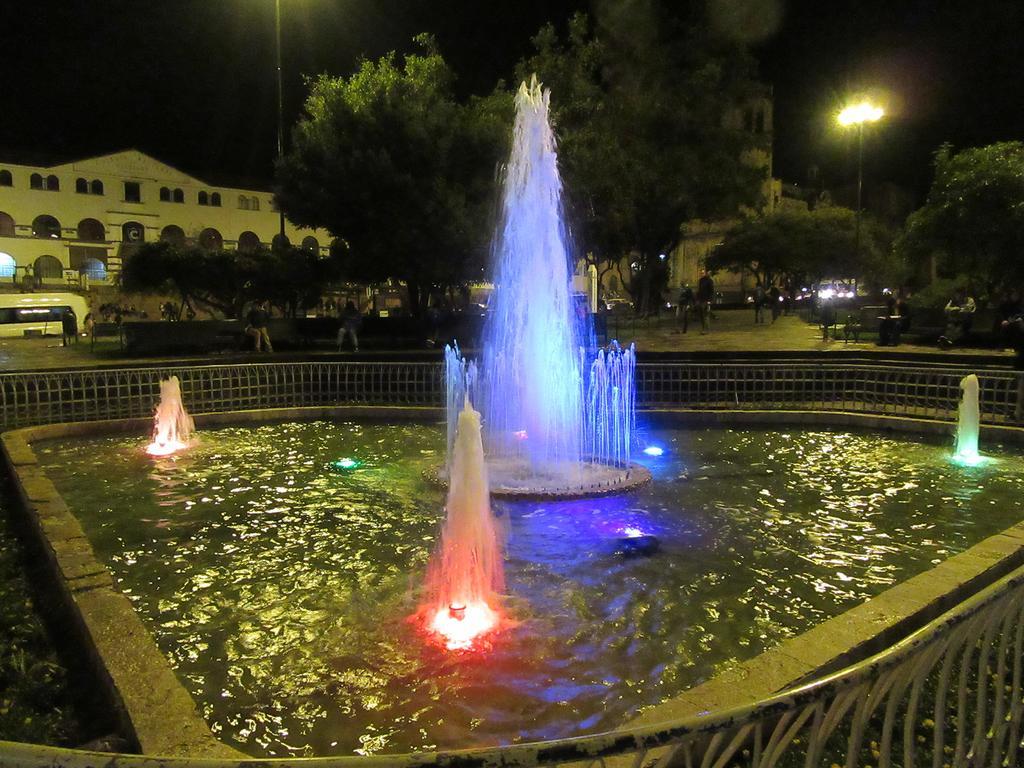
left=4, top=560, right=1024, bottom=768
left=1, top=361, right=1020, bottom=431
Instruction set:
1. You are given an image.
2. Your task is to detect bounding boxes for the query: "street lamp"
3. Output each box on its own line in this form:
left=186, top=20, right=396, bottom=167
left=837, top=101, right=884, bottom=263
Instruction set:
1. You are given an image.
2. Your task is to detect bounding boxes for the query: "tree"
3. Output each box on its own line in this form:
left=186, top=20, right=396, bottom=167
left=120, top=242, right=245, bottom=318
left=121, top=242, right=340, bottom=319
left=275, top=36, right=511, bottom=315
left=895, top=142, right=1024, bottom=293
left=516, top=6, right=767, bottom=311
left=705, top=207, right=900, bottom=290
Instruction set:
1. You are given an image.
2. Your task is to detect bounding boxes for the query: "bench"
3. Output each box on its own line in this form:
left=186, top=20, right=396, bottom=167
left=90, top=322, right=124, bottom=351
left=841, top=305, right=888, bottom=343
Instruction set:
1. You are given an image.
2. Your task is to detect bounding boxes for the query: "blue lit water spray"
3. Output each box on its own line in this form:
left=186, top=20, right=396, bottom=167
left=445, top=77, right=636, bottom=474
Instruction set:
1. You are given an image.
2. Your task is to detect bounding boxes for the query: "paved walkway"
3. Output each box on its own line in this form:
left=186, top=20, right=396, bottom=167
left=609, top=310, right=1018, bottom=360
left=0, top=310, right=1017, bottom=372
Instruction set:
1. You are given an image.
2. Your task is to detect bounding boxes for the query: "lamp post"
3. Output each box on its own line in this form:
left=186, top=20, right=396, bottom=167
left=274, top=0, right=286, bottom=239
left=837, top=101, right=884, bottom=263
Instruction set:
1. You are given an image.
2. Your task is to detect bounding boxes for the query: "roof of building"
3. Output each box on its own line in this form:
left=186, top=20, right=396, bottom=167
left=0, top=146, right=272, bottom=192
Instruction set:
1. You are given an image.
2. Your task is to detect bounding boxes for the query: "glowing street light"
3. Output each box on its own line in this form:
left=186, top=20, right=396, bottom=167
left=837, top=102, right=884, bottom=127
left=837, top=100, right=885, bottom=265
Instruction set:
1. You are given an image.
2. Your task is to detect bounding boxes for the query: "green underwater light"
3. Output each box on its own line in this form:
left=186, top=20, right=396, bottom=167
left=330, top=457, right=362, bottom=471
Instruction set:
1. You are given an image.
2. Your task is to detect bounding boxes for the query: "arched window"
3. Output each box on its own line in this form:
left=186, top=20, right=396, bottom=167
left=30, top=173, right=43, bottom=190
left=75, top=178, right=88, bottom=194
left=198, top=191, right=209, bottom=206
left=237, top=231, right=261, bottom=252
left=272, top=233, right=290, bottom=251
left=79, top=258, right=107, bottom=281
left=251, top=196, right=260, bottom=211
left=0, top=170, right=11, bottom=186
left=33, top=255, right=64, bottom=281
left=199, top=227, right=222, bottom=250
left=77, top=218, right=105, bottom=242
left=159, top=187, right=170, bottom=201
left=0, top=252, right=15, bottom=278
left=210, top=192, right=221, bottom=207
left=302, top=236, right=319, bottom=253
left=32, top=215, right=61, bottom=239
left=160, top=224, right=186, bottom=247
left=238, top=195, right=249, bottom=210
left=45, top=175, right=59, bottom=191
left=0, top=212, right=14, bottom=237
left=91, top=179, right=104, bottom=195
left=173, top=188, right=184, bottom=203
left=122, top=221, right=145, bottom=244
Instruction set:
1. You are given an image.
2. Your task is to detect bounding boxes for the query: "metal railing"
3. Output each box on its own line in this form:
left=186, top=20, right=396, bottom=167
left=4, top=561, right=1024, bottom=767
left=0, top=362, right=445, bottom=430
left=1, top=361, right=1020, bottom=430
left=636, top=362, right=1023, bottom=424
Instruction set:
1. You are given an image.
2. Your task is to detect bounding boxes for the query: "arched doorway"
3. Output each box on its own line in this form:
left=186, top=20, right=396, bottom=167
left=33, top=255, right=64, bottom=282
left=0, top=252, right=14, bottom=278
left=160, top=225, right=186, bottom=247
left=237, top=231, right=261, bottom=252
left=77, top=218, right=105, bottom=242
left=32, top=215, right=61, bottom=239
left=122, top=221, right=145, bottom=244
left=79, top=258, right=107, bottom=282
left=199, top=227, right=223, bottom=250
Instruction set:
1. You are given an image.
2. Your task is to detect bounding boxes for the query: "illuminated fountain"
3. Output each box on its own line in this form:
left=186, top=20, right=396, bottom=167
left=424, top=397, right=504, bottom=650
left=145, top=376, right=194, bottom=457
left=953, top=373, right=984, bottom=466
left=443, top=77, right=645, bottom=498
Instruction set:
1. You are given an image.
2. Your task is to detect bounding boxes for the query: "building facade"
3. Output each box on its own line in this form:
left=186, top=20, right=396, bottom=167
left=0, top=149, right=329, bottom=290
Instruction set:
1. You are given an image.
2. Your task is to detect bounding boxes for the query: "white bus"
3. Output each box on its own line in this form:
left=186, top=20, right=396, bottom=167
left=0, top=293, right=90, bottom=338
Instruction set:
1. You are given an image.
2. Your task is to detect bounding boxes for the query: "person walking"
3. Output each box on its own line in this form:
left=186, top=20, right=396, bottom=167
left=768, top=284, right=782, bottom=322
left=61, top=308, right=78, bottom=347
left=676, top=284, right=694, bottom=333
left=337, top=301, right=362, bottom=352
left=245, top=300, right=273, bottom=352
left=696, top=270, right=714, bottom=333
left=753, top=283, right=766, bottom=324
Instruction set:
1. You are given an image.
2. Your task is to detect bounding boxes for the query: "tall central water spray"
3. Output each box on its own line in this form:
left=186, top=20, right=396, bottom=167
left=480, top=77, right=584, bottom=466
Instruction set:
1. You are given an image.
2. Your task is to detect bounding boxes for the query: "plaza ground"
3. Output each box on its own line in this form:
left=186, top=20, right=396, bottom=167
left=1, top=309, right=1016, bottom=372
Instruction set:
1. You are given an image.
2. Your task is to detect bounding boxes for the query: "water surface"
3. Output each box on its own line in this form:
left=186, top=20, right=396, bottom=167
left=36, top=422, right=1024, bottom=757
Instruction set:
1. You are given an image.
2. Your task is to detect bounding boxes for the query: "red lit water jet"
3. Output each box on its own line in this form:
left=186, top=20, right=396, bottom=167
left=146, top=376, right=194, bottom=457
left=423, top=398, right=504, bottom=650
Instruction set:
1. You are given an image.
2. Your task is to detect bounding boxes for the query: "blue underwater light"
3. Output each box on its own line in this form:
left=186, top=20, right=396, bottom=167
left=642, top=446, right=664, bottom=457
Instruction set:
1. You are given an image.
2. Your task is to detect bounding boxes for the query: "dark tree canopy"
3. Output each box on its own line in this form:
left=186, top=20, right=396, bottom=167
left=275, top=35, right=511, bottom=314
left=516, top=6, right=768, bottom=308
left=121, top=241, right=339, bottom=319
left=895, top=142, right=1024, bottom=292
left=706, top=207, right=899, bottom=290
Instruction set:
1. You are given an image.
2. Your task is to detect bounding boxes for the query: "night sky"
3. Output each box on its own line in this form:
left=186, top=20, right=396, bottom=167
left=3, top=0, right=1021, bottom=205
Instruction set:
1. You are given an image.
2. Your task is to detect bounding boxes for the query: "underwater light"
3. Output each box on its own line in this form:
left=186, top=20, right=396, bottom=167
left=642, top=446, right=664, bottom=457
left=430, top=600, right=498, bottom=650
left=146, top=439, right=188, bottom=457
left=621, top=526, right=645, bottom=538
left=513, top=430, right=528, bottom=440
left=952, top=451, right=989, bottom=468
left=331, top=457, right=362, bottom=470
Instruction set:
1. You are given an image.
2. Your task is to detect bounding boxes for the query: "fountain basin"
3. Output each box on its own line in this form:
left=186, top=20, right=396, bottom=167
left=26, top=417, right=1024, bottom=758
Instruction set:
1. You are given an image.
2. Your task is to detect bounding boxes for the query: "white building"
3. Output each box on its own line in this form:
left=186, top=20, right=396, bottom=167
left=0, top=149, right=329, bottom=290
